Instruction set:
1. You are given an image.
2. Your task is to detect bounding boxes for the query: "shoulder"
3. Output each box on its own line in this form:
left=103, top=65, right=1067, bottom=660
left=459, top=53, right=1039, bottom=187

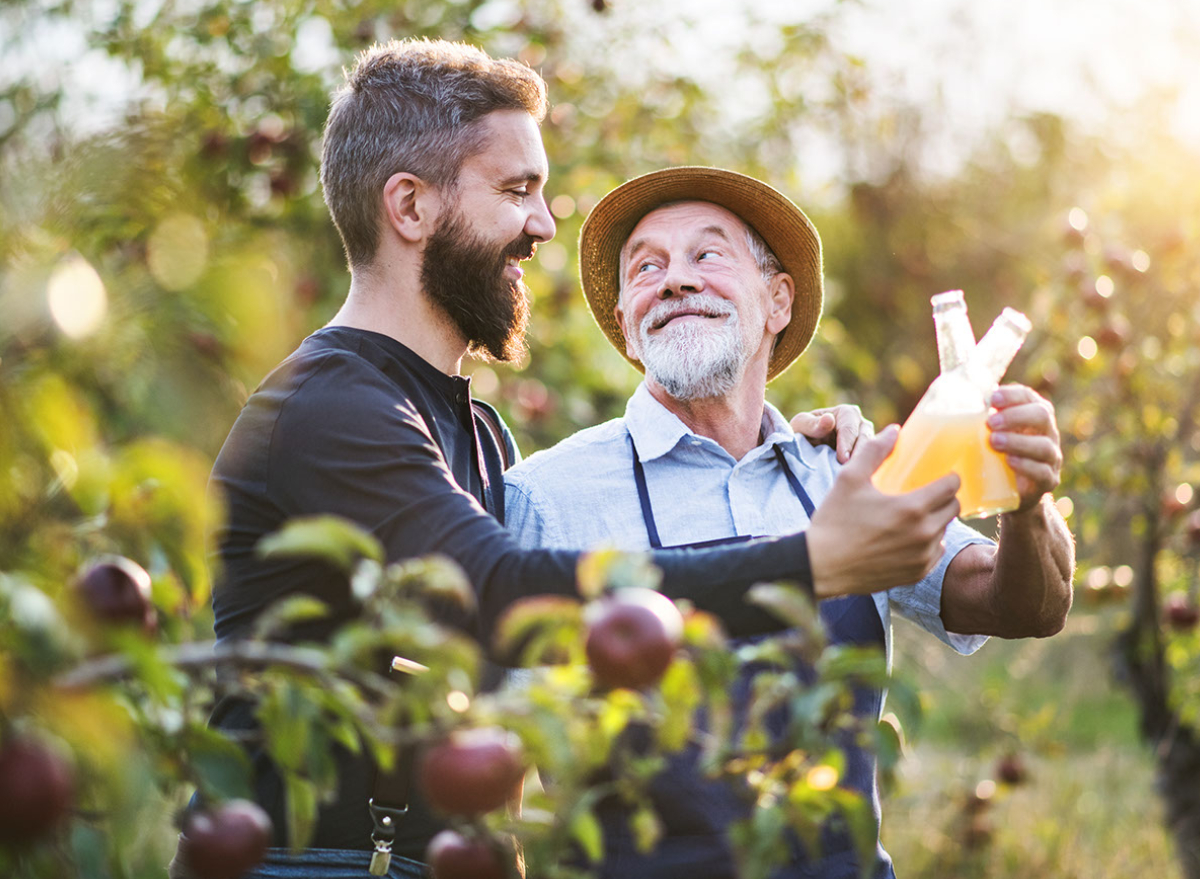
left=505, top=417, right=630, bottom=490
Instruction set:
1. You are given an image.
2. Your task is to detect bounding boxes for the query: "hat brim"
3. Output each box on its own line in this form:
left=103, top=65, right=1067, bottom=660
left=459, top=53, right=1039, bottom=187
left=578, top=166, right=823, bottom=383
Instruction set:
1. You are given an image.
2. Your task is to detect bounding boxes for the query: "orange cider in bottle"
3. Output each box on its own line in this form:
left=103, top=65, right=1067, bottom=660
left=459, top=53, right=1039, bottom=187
left=873, top=299, right=1031, bottom=519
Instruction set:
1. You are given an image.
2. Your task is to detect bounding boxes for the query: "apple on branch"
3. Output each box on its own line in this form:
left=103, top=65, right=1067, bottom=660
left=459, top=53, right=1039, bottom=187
left=0, top=734, right=75, bottom=846
left=426, top=829, right=509, bottom=879
left=584, top=587, right=684, bottom=691
left=73, top=555, right=158, bottom=635
left=178, top=799, right=273, bottom=879
left=417, top=727, right=526, bottom=817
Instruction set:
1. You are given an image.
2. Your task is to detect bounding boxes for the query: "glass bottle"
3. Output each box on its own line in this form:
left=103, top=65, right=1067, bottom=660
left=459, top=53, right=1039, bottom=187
left=932, top=289, right=975, bottom=375
left=873, top=305, right=1032, bottom=518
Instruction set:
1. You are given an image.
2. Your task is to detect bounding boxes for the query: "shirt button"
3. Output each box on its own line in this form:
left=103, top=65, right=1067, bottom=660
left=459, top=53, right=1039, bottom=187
left=691, top=439, right=702, bottom=447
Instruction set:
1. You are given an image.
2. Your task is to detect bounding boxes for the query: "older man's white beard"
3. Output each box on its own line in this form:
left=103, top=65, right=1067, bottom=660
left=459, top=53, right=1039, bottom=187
left=634, top=295, right=751, bottom=401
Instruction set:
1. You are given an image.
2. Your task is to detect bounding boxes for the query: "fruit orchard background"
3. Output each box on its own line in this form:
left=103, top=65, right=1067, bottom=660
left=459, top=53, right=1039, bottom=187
left=2, top=0, right=1200, bottom=877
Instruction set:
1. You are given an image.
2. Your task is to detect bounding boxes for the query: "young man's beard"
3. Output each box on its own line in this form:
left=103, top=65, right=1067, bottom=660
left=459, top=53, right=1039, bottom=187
left=420, top=205, right=535, bottom=363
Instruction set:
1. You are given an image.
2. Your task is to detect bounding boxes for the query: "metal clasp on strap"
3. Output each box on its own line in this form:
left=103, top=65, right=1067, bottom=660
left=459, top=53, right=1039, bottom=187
left=367, top=798, right=408, bottom=876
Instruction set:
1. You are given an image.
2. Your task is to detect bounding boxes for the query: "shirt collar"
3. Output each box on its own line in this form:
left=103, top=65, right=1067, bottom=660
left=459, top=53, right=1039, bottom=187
left=624, top=381, right=819, bottom=471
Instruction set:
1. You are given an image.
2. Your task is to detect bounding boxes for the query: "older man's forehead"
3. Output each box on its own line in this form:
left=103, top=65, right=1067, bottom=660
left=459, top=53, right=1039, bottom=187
left=623, top=200, right=751, bottom=254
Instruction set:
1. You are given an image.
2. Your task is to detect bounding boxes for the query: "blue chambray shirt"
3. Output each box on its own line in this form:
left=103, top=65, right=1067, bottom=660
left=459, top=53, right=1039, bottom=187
left=505, top=382, right=993, bottom=668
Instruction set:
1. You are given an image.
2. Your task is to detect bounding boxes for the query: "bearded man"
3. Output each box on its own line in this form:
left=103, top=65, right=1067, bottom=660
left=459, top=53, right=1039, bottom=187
left=186, top=42, right=966, bottom=879
left=503, top=167, right=1075, bottom=879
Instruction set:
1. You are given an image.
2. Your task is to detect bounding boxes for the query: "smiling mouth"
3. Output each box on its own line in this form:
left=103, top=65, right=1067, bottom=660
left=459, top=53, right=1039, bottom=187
left=652, top=311, right=724, bottom=330
left=505, top=245, right=537, bottom=268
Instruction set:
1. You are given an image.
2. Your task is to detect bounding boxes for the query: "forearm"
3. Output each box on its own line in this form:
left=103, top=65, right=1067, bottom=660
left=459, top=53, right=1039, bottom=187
left=942, top=495, right=1075, bottom=638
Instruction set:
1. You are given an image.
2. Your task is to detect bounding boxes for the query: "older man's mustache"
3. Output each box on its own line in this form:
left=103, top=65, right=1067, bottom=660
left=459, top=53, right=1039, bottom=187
left=641, top=295, right=736, bottom=333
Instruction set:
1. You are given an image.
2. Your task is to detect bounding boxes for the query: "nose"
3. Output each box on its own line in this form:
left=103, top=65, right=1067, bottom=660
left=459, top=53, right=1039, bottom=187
left=658, top=255, right=704, bottom=298
left=526, top=194, right=556, bottom=243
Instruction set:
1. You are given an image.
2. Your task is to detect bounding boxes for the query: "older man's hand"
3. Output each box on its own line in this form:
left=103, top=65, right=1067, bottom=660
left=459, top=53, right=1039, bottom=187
left=790, top=404, right=875, bottom=464
left=985, top=384, right=1063, bottom=513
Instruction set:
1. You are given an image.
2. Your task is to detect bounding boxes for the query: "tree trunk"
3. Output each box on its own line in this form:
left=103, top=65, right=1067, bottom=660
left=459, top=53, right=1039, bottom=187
left=1114, top=485, right=1200, bottom=879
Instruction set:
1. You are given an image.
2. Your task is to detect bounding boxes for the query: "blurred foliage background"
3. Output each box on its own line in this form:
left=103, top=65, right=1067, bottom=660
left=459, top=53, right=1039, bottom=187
left=3, top=0, right=1200, bottom=876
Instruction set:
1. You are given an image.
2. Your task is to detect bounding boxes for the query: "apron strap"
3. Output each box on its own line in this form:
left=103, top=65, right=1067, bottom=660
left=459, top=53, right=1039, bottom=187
left=630, top=434, right=664, bottom=549
left=631, top=433, right=815, bottom=548
left=774, top=445, right=816, bottom=518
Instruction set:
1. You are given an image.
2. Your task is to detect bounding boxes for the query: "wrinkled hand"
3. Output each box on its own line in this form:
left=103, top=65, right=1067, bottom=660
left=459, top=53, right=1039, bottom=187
left=986, top=385, right=1063, bottom=513
left=807, top=426, right=960, bottom=598
left=790, top=404, right=875, bottom=464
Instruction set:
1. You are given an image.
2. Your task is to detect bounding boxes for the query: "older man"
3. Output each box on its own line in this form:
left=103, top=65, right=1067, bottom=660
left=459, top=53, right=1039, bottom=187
left=183, top=42, right=969, bottom=879
left=504, top=167, right=1074, bottom=878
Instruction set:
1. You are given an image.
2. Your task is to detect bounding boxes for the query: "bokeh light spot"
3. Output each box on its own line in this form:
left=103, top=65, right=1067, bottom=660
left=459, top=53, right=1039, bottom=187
left=1175, top=484, right=1194, bottom=506
left=550, top=194, right=576, bottom=218
left=1131, top=250, right=1150, bottom=272
left=1077, top=336, right=1098, bottom=360
left=446, top=691, right=470, bottom=713
left=1094, top=275, right=1114, bottom=298
left=1055, top=496, right=1074, bottom=519
left=1067, top=207, right=1088, bottom=232
left=1086, top=567, right=1111, bottom=589
left=148, top=213, right=209, bottom=291
left=807, top=765, right=839, bottom=791
left=47, top=253, right=107, bottom=339
left=1112, top=565, right=1134, bottom=588
left=537, top=241, right=568, bottom=273
left=975, top=779, right=996, bottom=800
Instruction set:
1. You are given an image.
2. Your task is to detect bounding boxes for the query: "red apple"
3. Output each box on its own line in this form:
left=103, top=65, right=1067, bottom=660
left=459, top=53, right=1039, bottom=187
left=1161, top=491, right=1190, bottom=521
left=1163, top=593, right=1200, bottom=632
left=179, top=799, right=273, bottom=879
left=1095, top=321, right=1129, bottom=351
left=418, top=727, right=525, bottom=817
left=0, top=735, right=75, bottom=845
left=1184, top=511, right=1200, bottom=548
left=585, top=588, right=684, bottom=691
left=74, top=556, right=157, bottom=633
left=995, top=752, right=1029, bottom=786
left=426, top=829, right=508, bottom=879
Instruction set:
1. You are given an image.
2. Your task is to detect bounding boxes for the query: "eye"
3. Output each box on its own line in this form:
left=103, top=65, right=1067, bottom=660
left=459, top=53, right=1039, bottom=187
left=697, top=249, right=718, bottom=260
left=635, top=261, right=657, bottom=274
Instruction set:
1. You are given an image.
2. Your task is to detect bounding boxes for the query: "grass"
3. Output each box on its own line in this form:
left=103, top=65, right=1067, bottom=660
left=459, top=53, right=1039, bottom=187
left=880, top=605, right=1183, bottom=878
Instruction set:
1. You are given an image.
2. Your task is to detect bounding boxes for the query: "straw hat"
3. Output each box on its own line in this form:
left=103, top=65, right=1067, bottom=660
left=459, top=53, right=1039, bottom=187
left=578, top=166, right=823, bottom=382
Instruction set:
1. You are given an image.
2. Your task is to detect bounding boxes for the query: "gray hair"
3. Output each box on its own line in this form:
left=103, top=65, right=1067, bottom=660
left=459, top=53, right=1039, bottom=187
left=320, top=38, right=547, bottom=268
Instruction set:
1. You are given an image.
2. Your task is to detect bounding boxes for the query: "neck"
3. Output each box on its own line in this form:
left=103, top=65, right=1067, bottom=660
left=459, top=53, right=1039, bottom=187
left=328, top=257, right=466, bottom=375
left=645, top=364, right=769, bottom=460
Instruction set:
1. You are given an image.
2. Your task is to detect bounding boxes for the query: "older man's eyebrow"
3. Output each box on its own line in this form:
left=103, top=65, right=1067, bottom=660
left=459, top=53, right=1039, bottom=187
left=625, top=224, right=734, bottom=258
left=695, top=224, right=733, bottom=242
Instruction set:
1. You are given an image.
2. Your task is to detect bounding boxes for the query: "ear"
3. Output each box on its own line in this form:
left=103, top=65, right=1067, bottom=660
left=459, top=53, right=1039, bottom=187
left=614, top=299, right=640, bottom=361
left=382, top=172, right=437, bottom=244
left=765, top=272, right=795, bottom=336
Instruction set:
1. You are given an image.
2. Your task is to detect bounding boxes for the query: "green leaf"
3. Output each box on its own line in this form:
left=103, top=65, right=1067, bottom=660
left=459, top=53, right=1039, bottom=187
left=493, top=594, right=583, bottom=665
left=817, top=645, right=889, bottom=688
left=285, top=773, right=319, bottom=852
left=186, top=725, right=254, bottom=801
left=569, top=807, right=605, bottom=863
left=257, top=515, right=384, bottom=572
left=253, top=594, right=331, bottom=640
left=746, top=582, right=823, bottom=636
left=657, top=657, right=701, bottom=752
left=630, top=804, right=662, bottom=854
left=387, top=554, right=475, bottom=610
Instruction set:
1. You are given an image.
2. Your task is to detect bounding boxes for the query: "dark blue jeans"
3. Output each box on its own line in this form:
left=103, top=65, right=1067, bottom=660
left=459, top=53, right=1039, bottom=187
left=168, top=844, right=427, bottom=878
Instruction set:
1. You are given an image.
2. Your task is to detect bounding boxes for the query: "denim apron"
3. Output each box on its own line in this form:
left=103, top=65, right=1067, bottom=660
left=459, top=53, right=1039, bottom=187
left=591, top=435, right=892, bottom=879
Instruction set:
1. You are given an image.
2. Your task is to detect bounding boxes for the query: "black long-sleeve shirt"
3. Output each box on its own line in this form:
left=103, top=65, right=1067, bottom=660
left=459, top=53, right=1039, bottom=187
left=208, top=326, right=812, bottom=857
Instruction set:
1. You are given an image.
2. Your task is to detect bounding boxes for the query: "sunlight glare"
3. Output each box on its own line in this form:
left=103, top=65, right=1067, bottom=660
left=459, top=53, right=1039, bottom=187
left=47, top=253, right=107, bottom=339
